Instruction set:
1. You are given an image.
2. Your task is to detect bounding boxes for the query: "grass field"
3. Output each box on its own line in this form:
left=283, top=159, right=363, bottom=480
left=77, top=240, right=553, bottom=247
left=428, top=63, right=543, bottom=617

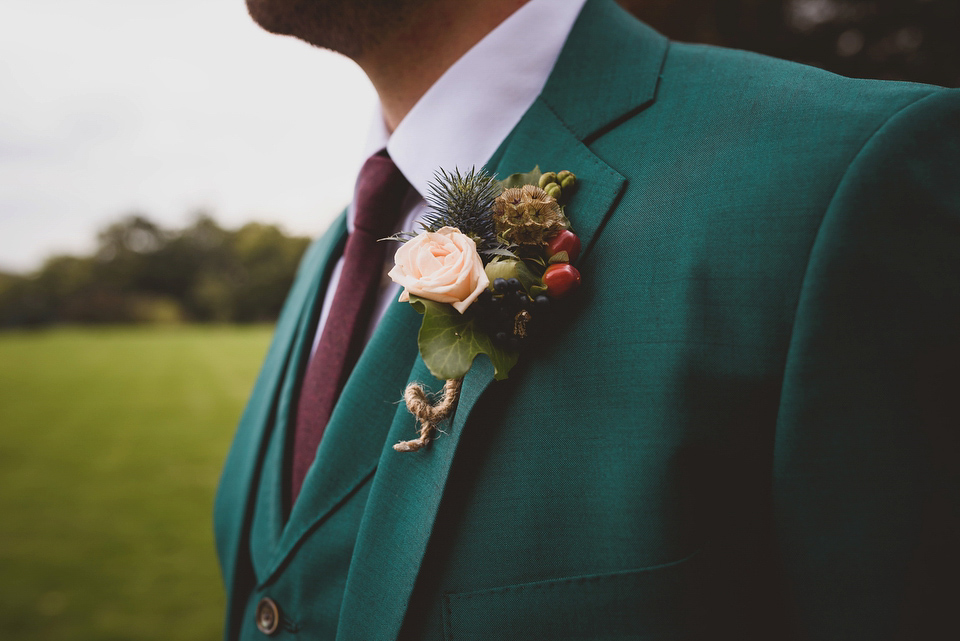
left=0, top=326, right=272, bottom=641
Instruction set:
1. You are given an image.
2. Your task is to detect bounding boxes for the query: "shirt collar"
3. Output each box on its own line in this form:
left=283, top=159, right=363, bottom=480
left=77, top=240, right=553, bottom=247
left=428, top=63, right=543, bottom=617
left=360, top=0, right=588, bottom=204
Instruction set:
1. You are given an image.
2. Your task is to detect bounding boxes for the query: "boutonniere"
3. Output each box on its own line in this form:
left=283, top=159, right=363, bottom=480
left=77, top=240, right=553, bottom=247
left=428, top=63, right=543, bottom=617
left=385, top=167, right=580, bottom=451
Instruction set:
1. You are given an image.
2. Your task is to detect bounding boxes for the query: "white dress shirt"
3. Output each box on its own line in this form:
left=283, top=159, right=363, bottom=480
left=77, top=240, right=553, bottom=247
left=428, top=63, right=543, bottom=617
left=311, top=0, right=588, bottom=355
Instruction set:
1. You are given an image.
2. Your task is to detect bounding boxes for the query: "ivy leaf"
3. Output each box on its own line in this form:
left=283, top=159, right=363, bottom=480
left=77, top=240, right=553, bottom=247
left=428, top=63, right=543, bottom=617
left=408, top=296, right=518, bottom=381
left=498, top=166, right=543, bottom=190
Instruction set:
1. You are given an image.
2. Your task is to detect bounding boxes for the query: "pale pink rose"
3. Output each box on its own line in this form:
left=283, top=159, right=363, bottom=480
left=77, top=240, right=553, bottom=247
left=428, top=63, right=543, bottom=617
left=388, top=226, right=489, bottom=313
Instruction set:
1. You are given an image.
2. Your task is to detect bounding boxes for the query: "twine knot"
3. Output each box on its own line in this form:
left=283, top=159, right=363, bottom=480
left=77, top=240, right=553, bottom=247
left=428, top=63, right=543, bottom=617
left=394, top=378, right=463, bottom=452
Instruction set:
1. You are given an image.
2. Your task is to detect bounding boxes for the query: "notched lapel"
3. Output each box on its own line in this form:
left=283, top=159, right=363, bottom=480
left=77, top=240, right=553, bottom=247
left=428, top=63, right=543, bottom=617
left=490, top=98, right=626, bottom=261
left=540, top=0, right=668, bottom=142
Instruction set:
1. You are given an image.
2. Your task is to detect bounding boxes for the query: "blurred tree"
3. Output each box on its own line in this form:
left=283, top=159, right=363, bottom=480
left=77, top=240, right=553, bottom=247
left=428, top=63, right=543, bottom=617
left=36, top=256, right=109, bottom=323
left=164, top=213, right=234, bottom=320
left=0, top=213, right=311, bottom=328
left=618, top=0, right=960, bottom=87
left=0, top=272, right=42, bottom=326
left=92, top=214, right=167, bottom=303
left=230, top=223, right=310, bottom=322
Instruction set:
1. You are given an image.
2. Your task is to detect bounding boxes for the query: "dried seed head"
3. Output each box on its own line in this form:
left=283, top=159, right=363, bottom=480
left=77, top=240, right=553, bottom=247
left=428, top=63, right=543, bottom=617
left=493, top=185, right=565, bottom=245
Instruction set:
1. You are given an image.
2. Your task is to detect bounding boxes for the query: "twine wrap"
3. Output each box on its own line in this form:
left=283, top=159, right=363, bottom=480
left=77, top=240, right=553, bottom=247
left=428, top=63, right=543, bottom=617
left=394, top=378, right=463, bottom=452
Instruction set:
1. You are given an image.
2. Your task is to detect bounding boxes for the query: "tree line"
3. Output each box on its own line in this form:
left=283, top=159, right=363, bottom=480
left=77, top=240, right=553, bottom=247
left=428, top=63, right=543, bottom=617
left=0, top=214, right=311, bottom=327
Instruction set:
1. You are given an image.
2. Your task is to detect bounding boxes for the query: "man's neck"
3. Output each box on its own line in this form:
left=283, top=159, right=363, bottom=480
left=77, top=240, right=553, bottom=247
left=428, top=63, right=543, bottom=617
left=356, top=0, right=530, bottom=133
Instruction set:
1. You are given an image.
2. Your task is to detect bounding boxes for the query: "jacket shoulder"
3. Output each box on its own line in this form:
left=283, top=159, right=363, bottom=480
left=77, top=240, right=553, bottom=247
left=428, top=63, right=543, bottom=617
left=661, top=40, right=953, bottom=133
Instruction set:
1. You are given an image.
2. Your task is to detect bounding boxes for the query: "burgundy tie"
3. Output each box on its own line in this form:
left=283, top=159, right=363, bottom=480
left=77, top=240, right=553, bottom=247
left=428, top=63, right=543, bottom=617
left=290, top=151, right=410, bottom=503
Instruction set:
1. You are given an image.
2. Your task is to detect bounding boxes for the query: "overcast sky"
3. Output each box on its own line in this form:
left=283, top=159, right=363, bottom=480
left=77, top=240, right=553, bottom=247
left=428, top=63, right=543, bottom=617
left=0, top=0, right=377, bottom=272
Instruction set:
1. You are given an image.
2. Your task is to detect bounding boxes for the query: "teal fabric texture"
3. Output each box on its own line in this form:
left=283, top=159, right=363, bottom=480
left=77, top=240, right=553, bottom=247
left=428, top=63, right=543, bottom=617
left=214, top=1, right=960, bottom=639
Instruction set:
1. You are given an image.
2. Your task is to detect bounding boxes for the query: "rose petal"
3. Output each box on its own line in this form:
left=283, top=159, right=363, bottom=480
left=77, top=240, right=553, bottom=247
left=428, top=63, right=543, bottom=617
left=387, top=227, right=488, bottom=313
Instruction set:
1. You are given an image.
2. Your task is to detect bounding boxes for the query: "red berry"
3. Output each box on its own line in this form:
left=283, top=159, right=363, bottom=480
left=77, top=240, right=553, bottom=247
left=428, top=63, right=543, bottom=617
left=542, top=263, right=581, bottom=299
left=546, top=230, right=581, bottom=263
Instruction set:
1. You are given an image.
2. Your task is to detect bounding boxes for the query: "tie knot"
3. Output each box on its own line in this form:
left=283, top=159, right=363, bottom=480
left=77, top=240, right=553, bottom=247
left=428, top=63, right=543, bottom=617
left=353, top=151, right=410, bottom=238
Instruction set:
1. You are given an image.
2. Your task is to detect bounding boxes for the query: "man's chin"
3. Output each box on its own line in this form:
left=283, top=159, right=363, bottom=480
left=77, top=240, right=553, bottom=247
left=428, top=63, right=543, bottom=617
left=245, top=0, right=294, bottom=37
left=244, top=0, right=368, bottom=57
left=244, top=0, right=429, bottom=59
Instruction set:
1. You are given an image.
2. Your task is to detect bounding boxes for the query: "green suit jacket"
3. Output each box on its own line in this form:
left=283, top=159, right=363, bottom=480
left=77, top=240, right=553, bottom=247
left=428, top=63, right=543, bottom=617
left=215, top=1, right=960, bottom=638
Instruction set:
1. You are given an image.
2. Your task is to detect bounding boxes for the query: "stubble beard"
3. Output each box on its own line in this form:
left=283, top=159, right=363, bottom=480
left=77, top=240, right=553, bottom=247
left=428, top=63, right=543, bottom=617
left=246, top=0, right=425, bottom=60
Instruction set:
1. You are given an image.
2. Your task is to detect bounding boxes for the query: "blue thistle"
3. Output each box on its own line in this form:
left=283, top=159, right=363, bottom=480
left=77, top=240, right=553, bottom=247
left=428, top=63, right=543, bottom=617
left=421, top=167, right=502, bottom=253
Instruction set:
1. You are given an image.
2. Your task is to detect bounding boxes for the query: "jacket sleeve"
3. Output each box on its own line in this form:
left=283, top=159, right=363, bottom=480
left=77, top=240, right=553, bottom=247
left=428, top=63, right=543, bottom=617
left=772, top=88, right=960, bottom=639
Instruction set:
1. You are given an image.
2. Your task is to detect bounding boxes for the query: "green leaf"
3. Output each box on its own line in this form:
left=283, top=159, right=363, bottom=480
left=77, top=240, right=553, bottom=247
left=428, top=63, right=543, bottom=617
left=548, top=250, right=569, bottom=264
left=498, top=166, right=543, bottom=190
left=483, top=258, right=520, bottom=283
left=408, top=296, right=518, bottom=381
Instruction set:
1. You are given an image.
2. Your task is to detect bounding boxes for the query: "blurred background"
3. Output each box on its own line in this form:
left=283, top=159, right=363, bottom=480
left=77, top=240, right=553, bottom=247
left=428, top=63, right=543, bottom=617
left=1, top=1, right=957, bottom=640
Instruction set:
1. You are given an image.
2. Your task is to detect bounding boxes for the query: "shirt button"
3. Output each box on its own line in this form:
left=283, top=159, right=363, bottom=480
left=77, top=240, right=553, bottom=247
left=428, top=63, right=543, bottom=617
left=255, top=597, right=280, bottom=635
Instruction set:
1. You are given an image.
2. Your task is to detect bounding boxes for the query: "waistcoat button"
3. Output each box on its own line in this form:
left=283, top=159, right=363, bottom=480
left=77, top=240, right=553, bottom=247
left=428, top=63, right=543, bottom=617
left=255, top=597, right=280, bottom=635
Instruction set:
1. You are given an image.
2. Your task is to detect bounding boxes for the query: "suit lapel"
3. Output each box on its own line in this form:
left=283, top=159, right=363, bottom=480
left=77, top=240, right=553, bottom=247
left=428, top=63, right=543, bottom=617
left=335, top=3, right=666, bottom=635
left=488, top=99, right=627, bottom=262
left=258, top=296, right=424, bottom=583
left=538, top=0, right=668, bottom=144
left=213, top=214, right=346, bottom=617
left=248, top=234, right=366, bottom=580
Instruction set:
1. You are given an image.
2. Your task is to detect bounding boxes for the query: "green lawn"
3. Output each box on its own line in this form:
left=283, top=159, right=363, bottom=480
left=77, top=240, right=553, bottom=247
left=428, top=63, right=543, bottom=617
left=0, top=326, right=272, bottom=641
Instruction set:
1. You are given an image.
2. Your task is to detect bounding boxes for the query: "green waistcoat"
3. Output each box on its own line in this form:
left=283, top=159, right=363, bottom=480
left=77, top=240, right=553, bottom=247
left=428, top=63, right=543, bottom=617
left=215, top=1, right=960, bottom=639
